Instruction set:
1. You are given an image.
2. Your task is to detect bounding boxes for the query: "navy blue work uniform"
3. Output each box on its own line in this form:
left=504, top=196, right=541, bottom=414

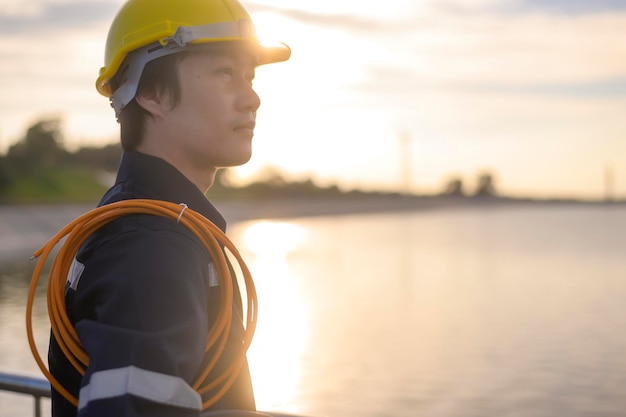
left=48, top=151, right=255, bottom=417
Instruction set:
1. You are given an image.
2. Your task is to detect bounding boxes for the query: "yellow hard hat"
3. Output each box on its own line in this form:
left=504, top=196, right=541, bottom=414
left=96, top=0, right=290, bottom=115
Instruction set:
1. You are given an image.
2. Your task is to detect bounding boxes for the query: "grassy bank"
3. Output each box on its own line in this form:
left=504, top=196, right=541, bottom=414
left=0, top=168, right=108, bottom=204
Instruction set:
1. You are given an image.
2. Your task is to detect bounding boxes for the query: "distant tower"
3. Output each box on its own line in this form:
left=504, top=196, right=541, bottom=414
left=605, top=163, right=615, bottom=202
left=399, top=131, right=412, bottom=195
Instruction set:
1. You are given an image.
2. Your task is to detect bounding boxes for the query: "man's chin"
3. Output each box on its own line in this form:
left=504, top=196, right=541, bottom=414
left=220, top=153, right=253, bottom=168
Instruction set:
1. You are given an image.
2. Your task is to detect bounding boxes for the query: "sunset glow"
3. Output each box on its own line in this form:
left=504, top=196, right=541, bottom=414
left=232, top=220, right=309, bottom=411
left=1, top=0, right=626, bottom=198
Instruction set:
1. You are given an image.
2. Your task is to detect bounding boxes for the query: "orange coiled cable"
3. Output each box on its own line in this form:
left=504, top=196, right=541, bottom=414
left=25, top=199, right=257, bottom=410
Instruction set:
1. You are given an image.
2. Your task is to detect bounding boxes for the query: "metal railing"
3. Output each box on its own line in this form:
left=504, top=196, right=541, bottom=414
left=0, top=371, right=50, bottom=417
left=0, top=371, right=310, bottom=417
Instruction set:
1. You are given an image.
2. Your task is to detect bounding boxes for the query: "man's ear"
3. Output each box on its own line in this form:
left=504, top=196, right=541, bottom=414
left=135, top=88, right=169, bottom=118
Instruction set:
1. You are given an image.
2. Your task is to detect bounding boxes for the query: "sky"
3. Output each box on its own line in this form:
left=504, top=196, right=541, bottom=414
left=0, top=0, right=625, bottom=199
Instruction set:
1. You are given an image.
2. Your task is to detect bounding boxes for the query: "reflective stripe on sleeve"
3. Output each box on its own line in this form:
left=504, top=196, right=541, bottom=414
left=67, top=258, right=85, bottom=290
left=78, top=366, right=202, bottom=411
left=208, top=263, right=219, bottom=287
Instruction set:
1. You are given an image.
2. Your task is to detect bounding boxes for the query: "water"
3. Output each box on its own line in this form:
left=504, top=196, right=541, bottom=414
left=1, top=203, right=625, bottom=417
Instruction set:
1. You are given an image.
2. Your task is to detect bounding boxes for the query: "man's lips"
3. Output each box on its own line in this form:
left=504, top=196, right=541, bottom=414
left=234, top=121, right=256, bottom=132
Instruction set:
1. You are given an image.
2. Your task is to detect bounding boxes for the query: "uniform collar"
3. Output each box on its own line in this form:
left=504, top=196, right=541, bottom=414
left=114, top=151, right=227, bottom=231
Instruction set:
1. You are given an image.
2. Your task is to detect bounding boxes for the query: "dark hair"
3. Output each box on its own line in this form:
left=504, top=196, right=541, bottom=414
left=118, top=52, right=186, bottom=151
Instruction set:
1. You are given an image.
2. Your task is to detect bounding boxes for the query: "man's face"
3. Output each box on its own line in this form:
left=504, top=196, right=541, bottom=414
left=162, top=46, right=260, bottom=174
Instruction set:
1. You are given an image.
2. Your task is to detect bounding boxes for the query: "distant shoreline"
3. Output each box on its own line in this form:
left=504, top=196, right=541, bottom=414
left=0, top=195, right=622, bottom=267
left=214, top=194, right=623, bottom=223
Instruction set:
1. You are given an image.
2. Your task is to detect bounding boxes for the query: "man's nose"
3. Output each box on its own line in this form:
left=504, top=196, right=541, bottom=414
left=240, top=84, right=261, bottom=113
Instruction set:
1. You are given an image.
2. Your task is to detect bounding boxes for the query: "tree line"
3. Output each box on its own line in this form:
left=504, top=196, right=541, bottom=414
left=0, top=118, right=498, bottom=202
left=0, top=119, right=120, bottom=189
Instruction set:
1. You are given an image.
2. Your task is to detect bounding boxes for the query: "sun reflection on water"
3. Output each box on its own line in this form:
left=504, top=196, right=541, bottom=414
left=232, top=220, right=309, bottom=412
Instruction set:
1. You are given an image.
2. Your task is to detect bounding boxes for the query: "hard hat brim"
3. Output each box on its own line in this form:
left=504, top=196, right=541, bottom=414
left=96, top=39, right=291, bottom=98
left=257, top=42, right=291, bottom=66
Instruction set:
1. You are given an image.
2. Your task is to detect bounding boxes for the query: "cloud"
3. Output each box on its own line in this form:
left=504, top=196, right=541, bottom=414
left=429, top=0, right=626, bottom=16
left=0, top=0, right=119, bottom=35
left=246, top=3, right=423, bottom=34
left=509, top=0, right=626, bottom=15
left=457, top=77, right=626, bottom=98
left=338, top=5, right=626, bottom=102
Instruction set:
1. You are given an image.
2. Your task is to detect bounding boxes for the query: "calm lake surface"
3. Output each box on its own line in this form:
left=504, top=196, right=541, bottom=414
left=1, top=203, right=625, bottom=417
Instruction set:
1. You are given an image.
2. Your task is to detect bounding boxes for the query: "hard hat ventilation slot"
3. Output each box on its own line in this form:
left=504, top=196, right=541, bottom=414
left=147, top=45, right=164, bottom=54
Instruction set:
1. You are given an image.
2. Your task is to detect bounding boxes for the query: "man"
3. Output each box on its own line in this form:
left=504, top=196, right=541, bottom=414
left=47, top=0, right=290, bottom=416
